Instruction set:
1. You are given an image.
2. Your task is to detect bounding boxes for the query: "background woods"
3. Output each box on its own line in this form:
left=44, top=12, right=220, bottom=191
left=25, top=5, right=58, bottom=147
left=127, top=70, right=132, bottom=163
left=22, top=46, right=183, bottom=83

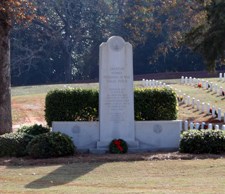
left=11, top=0, right=225, bottom=86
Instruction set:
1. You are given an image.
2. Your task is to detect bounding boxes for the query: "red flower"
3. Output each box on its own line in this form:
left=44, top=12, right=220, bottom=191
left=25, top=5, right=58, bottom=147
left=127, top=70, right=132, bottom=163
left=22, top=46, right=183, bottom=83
left=204, top=125, right=208, bottom=129
left=210, top=108, right=212, bottom=113
left=198, top=83, right=202, bottom=88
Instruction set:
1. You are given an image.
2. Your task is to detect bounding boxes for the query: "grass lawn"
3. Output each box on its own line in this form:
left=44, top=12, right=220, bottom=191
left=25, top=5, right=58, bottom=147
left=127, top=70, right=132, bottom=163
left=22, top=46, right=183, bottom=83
left=0, top=158, right=225, bottom=194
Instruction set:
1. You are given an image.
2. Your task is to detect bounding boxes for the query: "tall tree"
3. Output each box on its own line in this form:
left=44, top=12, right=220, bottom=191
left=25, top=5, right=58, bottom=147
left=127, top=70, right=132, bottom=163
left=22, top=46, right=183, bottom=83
left=185, top=0, right=225, bottom=71
left=0, top=0, right=38, bottom=134
left=11, top=0, right=110, bottom=83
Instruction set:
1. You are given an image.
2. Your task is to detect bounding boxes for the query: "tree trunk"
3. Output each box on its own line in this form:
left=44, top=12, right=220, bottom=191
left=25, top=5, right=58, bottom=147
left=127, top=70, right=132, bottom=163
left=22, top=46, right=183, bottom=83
left=0, top=21, right=12, bottom=134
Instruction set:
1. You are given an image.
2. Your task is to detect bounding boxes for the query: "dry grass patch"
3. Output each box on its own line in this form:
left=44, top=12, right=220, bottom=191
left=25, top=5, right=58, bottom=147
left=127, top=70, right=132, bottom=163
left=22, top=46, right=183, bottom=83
left=0, top=155, right=225, bottom=194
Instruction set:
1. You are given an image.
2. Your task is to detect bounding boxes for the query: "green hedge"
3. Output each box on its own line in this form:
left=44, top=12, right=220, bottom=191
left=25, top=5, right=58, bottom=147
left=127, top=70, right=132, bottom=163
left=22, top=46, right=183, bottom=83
left=45, top=88, right=178, bottom=126
left=134, top=88, right=177, bottom=120
left=180, top=130, right=225, bottom=154
left=0, top=132, right=33, bottom=157
left=45, top=89, right=98, bottom=126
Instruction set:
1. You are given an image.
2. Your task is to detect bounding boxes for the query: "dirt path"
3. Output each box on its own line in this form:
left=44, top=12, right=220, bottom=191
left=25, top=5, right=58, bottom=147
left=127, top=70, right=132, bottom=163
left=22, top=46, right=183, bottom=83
left=12, top=95, right=46, bottom=130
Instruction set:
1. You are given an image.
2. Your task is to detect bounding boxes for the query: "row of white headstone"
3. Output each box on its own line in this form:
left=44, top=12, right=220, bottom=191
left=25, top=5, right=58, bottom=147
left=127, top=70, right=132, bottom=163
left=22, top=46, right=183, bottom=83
left=184, top=120, right=225, bottom=131
left=181, top=76, right=224, bottom=96
left=219, top=73, right=225, bottom=81
left=142, top=79, right=167, bottom=88
left=142, top=78, right=225, bottom=121
left=176, top=90, right=225, bottom=122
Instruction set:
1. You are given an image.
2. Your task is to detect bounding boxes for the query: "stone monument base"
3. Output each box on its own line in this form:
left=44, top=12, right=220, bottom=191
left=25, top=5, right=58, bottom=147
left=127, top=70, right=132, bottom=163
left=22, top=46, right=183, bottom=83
left=52, top=120, right=182, bottom=153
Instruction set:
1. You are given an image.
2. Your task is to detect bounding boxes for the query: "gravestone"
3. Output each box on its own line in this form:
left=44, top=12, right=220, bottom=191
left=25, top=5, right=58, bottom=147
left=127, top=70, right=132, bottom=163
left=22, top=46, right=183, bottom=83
left=97, top=36, right=138, bottom=149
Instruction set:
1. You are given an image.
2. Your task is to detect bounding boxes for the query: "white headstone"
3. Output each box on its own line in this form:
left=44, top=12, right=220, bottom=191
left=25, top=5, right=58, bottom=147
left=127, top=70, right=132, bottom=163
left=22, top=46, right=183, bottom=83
left=184, top=120, right=188, bottom=130
left=195, top=123, right=200, bottom=130
left=222, top=125, right=225, bottom=130
left=196, top=100, right=200, bottom=110
left=201, top=122, right=205, bottom=129
left=145, top=79, right=149, bottom=87
left=193, top=78, right=196, bottom=85
left=212, top=106, right=216, bottom=117
left=220, top=87, right=223, bottom=96
left=142, top=79, right=145, bottom=87
left=159, top=82, right=162, bottom=87
left=189, top=77, right=192, bottom=85
left=207, top=103, right=210, bottom=114
left=218, top=108, right=222, bottom=121
left=201, top=102, right=205, bottom=113
left=185, top=77, right=188, bottom=84
left=208, top=123, right=212, bottom=129
left=219, top=73, right=222, bottom=80
left=205, top=81, right=209, bottom=89
left=187, top=96, right=191, bottom=106
left=181, top=76, right=184, bottom=84
left=214, top=84, right=218, bottom=93
left=190, top=122, right=194, bottom=129
left=152, top=79, right=156, bottom=87
left=215, top=125, right=219, bottom=130
left=98, top=36, right=138, bottom=148
left=210, top=82, right=213, bottom=91
left=192, top=98, right=195, bottom=108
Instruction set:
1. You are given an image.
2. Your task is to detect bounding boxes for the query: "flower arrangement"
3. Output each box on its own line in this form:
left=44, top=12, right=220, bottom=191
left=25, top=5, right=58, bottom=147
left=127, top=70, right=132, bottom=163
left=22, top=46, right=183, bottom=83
left=177, top=95, right=183, bottom=102
left=210, top=108, right=212, bottom=114
left=203, top=124, right=208, bottom=129
left=198, top=83, right=202, bottom=88
left=109, top=139, right=128, bottom=154
left=209, top=108, right=218, bottom=117
left=198, top=124, right=208, bottom=130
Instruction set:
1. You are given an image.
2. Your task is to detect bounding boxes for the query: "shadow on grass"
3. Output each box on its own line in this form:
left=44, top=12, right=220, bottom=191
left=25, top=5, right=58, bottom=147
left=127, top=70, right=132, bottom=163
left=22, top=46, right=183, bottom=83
left=25, top=162, right=102, bottom=189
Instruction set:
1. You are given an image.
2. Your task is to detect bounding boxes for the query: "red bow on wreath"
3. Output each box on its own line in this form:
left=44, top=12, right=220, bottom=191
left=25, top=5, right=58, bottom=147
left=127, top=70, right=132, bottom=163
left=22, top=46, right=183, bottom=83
left=114, top=140, right=123, bottom=152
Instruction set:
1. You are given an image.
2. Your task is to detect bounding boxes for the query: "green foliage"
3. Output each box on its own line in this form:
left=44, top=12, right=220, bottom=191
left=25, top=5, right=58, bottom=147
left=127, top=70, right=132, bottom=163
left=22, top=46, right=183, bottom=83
left=45, top=89, right=98, bottom=126
left=27, top=132, right=76, bottom=159
left=185, top=0, right=225, bottom=71
left=180, top=129, right=225, bottom=154
left=109, top=139, right=128, bottom=154
left=0, top=132, right=33, bottom=157
left=134, top=88, right=178, bottom=120
left=45, top=88, right=178, bottom=126
left=17, top=124, right=50, bottom=136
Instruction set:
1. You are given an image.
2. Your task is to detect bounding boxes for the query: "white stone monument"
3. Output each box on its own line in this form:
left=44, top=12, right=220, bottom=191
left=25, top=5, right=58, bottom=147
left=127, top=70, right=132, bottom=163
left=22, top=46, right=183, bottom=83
left=98, top=36, right=138, bottom=149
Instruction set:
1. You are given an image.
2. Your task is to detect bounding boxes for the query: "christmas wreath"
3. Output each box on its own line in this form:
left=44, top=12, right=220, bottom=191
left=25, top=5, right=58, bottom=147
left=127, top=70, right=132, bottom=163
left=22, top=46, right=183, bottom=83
left=109, top=139, right=128, bottom=154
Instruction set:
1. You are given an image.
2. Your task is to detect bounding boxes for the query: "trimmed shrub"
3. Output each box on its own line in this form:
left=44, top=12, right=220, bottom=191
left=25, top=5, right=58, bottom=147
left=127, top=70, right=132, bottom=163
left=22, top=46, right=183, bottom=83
left=27, top=132, right=76, bottom=158
left=45, top=89, right=98, bottom=126
left=180, top=130, right=225, bottom=154
left=17, top=124, right=50, bottom=136
left=45, top=88, right=178, bottom=126
left=0, top=132, right=33, bottom=157
left=134, top=88, right=177, bottom=120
